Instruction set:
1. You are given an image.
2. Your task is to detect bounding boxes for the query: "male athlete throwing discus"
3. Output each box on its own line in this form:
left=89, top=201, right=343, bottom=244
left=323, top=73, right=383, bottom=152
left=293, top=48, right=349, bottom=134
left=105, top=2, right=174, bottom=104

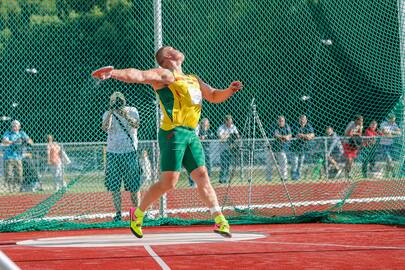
left=92, top=46, right=243, bottom=238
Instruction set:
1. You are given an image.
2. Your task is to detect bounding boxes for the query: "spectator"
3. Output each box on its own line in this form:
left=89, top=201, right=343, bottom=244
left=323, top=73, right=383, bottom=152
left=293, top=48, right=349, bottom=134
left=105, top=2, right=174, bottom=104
left=198, top=118, right=215, bottom=176
left=380, top=114, right=401, bottom=176
left=2, top=120, right=33, bottom=192
left=343, top=115, right=363, bottom=178
left=291, top=115, right=315, bottom=180
left=47, top=134, right=66, bottom=191
left=325, top=126, right=344, bottom=179
left=102, top=92, right=142, bottom=222
left=267, top=115, right=291, bottom=181
left=140, top=149, right=152, bottom=184
left=21, top=139, right=42, bottom=192
left=362, top=120, right=382, bottom=178
left=217, top=115, right=240, bottom=183
left=188, top=118, right=215, bottom=187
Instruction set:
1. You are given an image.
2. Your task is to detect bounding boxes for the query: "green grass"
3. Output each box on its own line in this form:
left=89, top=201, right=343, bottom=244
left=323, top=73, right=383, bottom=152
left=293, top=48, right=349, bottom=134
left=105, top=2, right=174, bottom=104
left=0, top=161, right=401, bottom=196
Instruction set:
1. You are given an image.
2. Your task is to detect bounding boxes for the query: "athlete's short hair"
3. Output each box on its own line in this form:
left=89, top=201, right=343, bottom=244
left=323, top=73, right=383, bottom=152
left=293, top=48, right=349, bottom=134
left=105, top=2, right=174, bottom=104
left=155, top=46, right=171, bottom=67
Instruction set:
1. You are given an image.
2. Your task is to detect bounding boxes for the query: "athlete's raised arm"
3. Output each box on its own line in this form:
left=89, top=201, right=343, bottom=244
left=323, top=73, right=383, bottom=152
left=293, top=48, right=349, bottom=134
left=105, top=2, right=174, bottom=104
left=92, top=66, right=174, bottom=86
left=198, top=78, right=243, bottom=104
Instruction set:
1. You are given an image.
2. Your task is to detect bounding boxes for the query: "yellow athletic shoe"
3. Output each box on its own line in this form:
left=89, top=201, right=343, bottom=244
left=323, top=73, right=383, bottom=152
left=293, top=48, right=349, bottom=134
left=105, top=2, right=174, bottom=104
left=213, top=215, right=232, bottom=238
left=130, top=207, right=144, bottom=238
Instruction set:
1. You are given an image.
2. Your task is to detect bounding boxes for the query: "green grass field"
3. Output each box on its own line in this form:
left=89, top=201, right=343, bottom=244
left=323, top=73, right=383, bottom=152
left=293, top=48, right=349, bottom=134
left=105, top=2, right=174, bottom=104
left=1, top=160, right=401, bottom=196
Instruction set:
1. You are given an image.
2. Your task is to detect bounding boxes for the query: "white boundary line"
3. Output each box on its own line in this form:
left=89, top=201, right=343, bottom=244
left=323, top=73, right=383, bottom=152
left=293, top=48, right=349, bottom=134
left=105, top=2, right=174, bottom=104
left=1, top=196, right=404, bottom=224
left=0, top=251, right=21, bottom=270
left=237, top=240, right=405, bottom=250
left=144, top=244, right=171, bottom=270
left=16, top=233, right=266, bottom=248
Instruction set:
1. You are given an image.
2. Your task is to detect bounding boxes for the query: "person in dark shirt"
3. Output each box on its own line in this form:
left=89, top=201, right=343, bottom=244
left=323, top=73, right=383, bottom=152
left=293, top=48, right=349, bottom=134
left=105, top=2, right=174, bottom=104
left=217, top=115, right=240, bottom=184
left=267, top=116, right=291, bottom=181
left=325, top=126, right=344, bottom=179
left=291, top=115, right=315, bottom=180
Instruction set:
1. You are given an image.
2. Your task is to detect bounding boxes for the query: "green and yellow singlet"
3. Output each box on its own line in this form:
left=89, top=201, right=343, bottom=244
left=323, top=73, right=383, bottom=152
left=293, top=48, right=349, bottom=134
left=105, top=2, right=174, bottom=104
left=157, top=71, right=202, bottom=131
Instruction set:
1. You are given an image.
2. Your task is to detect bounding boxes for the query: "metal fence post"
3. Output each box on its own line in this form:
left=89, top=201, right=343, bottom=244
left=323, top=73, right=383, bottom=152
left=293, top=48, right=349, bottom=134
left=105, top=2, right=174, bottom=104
left=324, top=136, right=329, bottom=179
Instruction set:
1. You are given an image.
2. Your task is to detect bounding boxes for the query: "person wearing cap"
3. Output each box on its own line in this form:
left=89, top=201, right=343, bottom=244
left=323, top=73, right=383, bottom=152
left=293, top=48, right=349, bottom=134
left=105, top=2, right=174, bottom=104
left=2, top=120, right=33, bottom=192
left=380, top=114, right=401, bottom=176
left=102, top=92, right=142, bottom=222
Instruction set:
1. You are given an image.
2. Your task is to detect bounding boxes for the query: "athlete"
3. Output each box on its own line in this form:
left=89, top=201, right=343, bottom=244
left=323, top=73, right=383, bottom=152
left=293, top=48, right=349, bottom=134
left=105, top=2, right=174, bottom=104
left=92, top=46, right=243, bottom=238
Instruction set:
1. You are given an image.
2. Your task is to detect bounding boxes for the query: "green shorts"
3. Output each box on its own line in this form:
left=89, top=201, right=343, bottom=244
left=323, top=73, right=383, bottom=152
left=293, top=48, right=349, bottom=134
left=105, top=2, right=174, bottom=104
left=159, top=127, right=205, bottom=173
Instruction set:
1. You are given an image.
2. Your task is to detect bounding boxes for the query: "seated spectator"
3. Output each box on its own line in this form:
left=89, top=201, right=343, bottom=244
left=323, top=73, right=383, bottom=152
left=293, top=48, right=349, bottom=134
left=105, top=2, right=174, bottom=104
left=1, top=120, right=32, bottom=192
left=380, top=114, right=401, bottom=176
left=362, top=120, right=382, bottom=178
left=325, top=126, right=344, bottom=179
left=217, top=115, right=239, bottom=184
left=267, top=115, right=291, bottom=181
left=343, top=115, right=363, bottom=178
left=291, top=115, right=315, bottom=180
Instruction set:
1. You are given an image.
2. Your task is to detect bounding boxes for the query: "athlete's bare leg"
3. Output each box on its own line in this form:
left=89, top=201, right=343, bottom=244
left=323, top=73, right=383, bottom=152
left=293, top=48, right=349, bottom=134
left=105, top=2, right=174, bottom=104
left=191, top=166, right=221, bottom=216
left=138, top=171, right=180, bottom=212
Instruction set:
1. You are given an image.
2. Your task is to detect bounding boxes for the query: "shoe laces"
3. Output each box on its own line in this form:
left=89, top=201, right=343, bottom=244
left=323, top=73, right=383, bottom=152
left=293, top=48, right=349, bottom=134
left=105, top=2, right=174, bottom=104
left=215, top=221, right=229, bottom=230
left=131, top=213, right=143, bottom=226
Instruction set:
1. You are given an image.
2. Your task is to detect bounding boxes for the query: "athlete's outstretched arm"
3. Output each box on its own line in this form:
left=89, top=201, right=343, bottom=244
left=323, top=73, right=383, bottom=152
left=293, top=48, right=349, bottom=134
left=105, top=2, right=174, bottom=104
left=111, top=68, right=174, bottom=85
left=92, top=67, right=174, bottom=86
left=198, top=79, right=243, bottom=103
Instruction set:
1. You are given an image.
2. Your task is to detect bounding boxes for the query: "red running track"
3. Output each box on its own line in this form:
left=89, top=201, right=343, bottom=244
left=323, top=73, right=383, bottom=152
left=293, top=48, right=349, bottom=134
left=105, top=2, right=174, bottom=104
left=0, top=223, right=404, bottom=270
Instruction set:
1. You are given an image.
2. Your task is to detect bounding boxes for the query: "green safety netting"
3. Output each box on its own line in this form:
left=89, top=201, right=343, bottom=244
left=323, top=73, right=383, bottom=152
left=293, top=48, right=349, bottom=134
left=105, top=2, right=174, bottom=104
left=0, top=0, right=404, bottom=232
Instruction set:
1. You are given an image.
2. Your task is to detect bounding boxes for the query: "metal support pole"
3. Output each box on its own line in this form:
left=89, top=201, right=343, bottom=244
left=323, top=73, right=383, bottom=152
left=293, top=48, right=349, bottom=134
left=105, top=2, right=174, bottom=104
left=324, top=137, right=329, bottom=179
left=398, top=0, right=405, bottom=176
left=154, top=0, right=167, bottom=218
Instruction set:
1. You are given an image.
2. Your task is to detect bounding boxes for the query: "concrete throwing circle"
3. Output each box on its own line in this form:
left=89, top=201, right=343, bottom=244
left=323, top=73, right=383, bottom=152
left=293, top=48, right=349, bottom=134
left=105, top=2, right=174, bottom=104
left=17, top=232, right=266, bottom=247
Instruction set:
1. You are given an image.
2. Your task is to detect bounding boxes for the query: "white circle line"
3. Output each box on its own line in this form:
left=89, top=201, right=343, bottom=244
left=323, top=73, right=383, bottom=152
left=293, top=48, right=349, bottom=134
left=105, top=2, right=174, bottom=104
left=16, top=233, right=267, bottom=248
